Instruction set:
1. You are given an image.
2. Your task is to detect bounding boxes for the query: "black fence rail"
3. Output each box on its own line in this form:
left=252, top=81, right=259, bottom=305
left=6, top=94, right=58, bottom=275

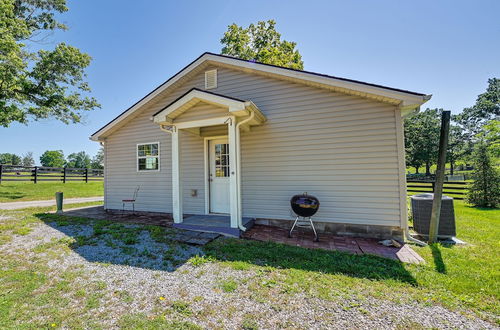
left=0, top=165, right=103, bottom=184
left=407, top=180, right=468, bottom=200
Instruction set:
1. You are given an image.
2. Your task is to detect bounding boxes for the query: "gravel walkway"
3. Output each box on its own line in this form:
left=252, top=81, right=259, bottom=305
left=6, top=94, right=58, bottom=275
left=0, top=196, right=103, bottom=210
left=0, top=217, right=496, bottom=329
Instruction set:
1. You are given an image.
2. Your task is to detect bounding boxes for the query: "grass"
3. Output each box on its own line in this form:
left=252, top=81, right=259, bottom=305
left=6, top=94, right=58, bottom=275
left=0, top=181, right=103, bottom=202
left=204, top=201, right=500, bottom=321
left=0, top=200, right=498, bottom=327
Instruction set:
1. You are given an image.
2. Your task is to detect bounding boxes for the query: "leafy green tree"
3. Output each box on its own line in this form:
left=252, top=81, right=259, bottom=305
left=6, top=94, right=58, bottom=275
left=447, top=124, right=466, bottom=175
left=0, top=154, right=10, bottom=164
left=221, top=19, right=304, bottom=70
left=404, top=108, right=441, bottom=175
left=455, top=78, right=499, bottom=155
left=40, top=150, right=65, bottom=167
left=91, top=147, right=104, bottom=169
left=11, top=153, right=21, bottom=165
left=466, top=142, right=500, bottom=208
left=21, top=152, right=35, bottom=166
left=0, top=153, right=21, bottom=165
left=478, top=119, right=500, bottom=158
left=66, top=151, right=91, bottom=168
left=0, top=0, right=100, bottom=127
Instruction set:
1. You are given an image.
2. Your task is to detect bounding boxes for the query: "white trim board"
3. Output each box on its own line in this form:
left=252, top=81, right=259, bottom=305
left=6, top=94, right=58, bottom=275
left=203, top=135, right=229, bottom=215
left=90, top=53, right=431, bottom=141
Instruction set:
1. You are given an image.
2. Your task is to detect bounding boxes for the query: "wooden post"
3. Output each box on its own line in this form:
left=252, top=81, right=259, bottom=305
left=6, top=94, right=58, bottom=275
left=428, top=111, right=451, bottom=243
left=63, top=167, right=67, bottom=183
left=0, top=164, right=3, bottom=185
left=85, top=168, right=89, bottom=183
left=34, top=166, right=38, bottom=184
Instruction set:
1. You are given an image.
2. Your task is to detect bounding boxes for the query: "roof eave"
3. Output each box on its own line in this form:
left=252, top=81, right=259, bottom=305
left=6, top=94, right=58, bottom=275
left=90, top=52, right=430, bottom=141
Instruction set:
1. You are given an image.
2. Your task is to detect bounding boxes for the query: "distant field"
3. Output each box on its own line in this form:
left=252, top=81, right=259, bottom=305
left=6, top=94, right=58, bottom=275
left=0, top=181, right=103, bottom=202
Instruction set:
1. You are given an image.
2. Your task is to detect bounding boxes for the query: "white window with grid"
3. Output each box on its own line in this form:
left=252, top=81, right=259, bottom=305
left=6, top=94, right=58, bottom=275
left=137, top=142, right=159, bottom=171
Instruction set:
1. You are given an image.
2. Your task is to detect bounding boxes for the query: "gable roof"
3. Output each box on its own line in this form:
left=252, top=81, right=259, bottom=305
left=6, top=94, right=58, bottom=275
left=152, top=88, right=266, bottom=127
left=90, top=52, right=431, bottom=141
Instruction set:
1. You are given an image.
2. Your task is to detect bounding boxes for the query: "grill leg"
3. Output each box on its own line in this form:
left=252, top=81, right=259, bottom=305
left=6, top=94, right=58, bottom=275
left=288, top=216, right=299, bottom=238
left=309, top=217, right=319, bottom=242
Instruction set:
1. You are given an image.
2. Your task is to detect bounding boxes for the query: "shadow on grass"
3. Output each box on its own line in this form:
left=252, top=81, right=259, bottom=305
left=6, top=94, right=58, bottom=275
left=0, top=191, right=27, bottom=200
left=34, top=212, right=417, bottom=285
left=35, top=213, right=201, bottom=272
left=430, top=243, right=447, bottom=274
left=204, top=238, right=418, bottom=285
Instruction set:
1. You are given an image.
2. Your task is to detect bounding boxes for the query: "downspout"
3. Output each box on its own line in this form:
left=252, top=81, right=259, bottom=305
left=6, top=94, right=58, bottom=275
left=235, top=108, right=255, bottom=231
left=399, top=106, right=427, bottom=247
left=99, top=141, right=106, bottom=210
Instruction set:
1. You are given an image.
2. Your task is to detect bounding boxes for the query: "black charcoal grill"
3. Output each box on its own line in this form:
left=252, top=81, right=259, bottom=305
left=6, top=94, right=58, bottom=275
left=289, top=193, right=320, bottom=241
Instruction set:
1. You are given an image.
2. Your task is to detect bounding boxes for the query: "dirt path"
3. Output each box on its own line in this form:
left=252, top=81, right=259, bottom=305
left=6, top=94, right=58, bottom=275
left=0, top=197, right=103, bottom=210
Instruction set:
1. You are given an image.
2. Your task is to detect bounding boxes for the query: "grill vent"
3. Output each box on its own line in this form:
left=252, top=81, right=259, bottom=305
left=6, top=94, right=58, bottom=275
left=205, top=69, right=217, bottom=89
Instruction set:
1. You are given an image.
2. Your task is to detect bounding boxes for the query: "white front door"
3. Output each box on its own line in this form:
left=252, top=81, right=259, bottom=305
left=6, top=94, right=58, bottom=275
left=209, top=138, right=230, bottom=214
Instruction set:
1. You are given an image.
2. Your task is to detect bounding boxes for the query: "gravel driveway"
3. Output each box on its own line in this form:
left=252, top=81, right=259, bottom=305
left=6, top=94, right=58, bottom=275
left=0, top=214, right=496, bottom=329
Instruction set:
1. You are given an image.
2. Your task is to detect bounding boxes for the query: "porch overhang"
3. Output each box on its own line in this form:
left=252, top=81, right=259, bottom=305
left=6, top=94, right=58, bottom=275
left=151, top=88, right=266, bottom=131
left=155, top=88, right=265, bottom=232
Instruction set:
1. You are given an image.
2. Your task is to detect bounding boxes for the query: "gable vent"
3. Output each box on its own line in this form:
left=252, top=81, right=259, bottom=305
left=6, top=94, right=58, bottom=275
left=205, top=69, right=217, bottom=89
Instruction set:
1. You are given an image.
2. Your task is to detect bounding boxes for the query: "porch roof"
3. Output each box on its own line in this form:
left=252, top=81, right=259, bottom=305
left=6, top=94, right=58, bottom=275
left=151, top=88, right=266, bottom=128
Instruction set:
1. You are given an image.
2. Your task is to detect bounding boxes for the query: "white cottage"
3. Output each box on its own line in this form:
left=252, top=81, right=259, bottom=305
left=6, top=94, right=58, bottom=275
left=90, top=52, right=430, bottom=239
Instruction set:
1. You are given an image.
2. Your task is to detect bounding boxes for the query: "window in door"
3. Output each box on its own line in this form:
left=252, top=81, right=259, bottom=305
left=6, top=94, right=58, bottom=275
left=214, top=143, right=229, bottom=177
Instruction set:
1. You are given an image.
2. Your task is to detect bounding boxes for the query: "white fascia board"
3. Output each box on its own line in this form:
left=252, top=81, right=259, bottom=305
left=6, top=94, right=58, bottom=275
left=203, top=54, right=431, bottom=107
left=91, top=56, right=208, bottom=140
left=153, top=90, right=245, bottom=124
left=91, top=52, right=430, bottom=141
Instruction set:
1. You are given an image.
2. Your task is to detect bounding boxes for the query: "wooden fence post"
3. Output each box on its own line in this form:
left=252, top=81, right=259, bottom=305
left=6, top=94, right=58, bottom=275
left=63, top=167, right=67, bottom=183
left=0, top=164, right=3, bottom=185
left=429, top=111, right=451, bottom=243
left=85, top=168, right=89, bottom=183
left=33, top=166, right=38, bottom=184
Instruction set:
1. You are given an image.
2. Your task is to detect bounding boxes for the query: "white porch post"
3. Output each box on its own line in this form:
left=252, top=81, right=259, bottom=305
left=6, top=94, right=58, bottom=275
left=171, top=127, right=183, bottom=223
left=228, top=117, right=240, bottom=228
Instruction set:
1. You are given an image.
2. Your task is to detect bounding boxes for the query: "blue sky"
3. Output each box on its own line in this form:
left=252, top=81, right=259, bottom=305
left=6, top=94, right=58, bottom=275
left=1, top=0, right=499, bottom=164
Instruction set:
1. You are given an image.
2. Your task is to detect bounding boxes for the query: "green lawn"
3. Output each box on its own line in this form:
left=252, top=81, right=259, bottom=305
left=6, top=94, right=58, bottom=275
left=0, top=201, right=498, bottom=327
left=0, top=181, right=103, bottom=202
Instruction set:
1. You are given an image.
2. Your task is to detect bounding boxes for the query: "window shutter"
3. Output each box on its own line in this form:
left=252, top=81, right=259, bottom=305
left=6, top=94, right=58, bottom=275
left=205, top=69, right=217, bottom=89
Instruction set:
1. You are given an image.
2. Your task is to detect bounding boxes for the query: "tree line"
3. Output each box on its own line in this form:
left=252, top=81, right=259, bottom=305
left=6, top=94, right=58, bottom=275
left=0, top=148, right=103, bottom=169
left=404, top=78, right=499, bottom=176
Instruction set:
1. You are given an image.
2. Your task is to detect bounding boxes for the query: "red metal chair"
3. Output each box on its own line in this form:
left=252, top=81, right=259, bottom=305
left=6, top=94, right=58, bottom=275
left=122, top=186, right=140, bottom=213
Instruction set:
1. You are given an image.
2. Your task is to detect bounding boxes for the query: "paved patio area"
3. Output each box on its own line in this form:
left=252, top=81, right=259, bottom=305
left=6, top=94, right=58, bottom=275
left=61, top=205, right=172, bottom=227
left=243, top=225, right=425, bottom=264
left=58, top=206, right=424, bottom=264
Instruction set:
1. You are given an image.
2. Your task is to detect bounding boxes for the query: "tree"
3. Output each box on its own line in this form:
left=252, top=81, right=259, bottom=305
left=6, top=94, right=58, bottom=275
left=466, top=142, right=500, bottom=208
left=0, top=153, right=21, bottom=165
left=0, top=0, right=100, bottom=127
left=66, top=151, right=91, bottom=168
left=11, top=153, right=21, bottom=165
left=221, top=19, right=304, bottom=70
left=404, top=108, right=441, bottom=175
left=479, top=119, right=500, bottom=158
left=91, top=147, right=104, bottom=169
left=40, top=150, right=65, bottom=167
left=455, top=78, right=500, bottom=152
left=446, top=124, right=466, bottom=175
left=21, top=152, right=35, bottom=166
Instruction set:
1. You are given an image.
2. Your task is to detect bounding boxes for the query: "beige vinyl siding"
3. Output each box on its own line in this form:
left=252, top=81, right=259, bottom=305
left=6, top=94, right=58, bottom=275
left=104, top=65, right=403, bottom=227
left=175, top=101, right=228, bottom=123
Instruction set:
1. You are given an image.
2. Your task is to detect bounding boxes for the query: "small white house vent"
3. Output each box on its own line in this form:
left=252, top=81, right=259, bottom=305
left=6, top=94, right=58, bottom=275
left=205, top=69, right=217, bottom=89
